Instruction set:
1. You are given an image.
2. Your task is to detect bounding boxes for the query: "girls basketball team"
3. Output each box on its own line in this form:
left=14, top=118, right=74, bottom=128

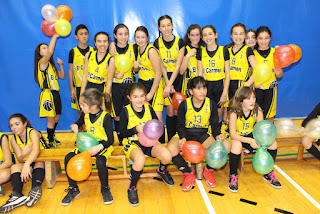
left=0, top=15, right=316, bottom=212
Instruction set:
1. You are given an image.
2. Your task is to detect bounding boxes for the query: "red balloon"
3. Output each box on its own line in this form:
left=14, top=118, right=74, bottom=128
left=172, top=92, right=187, bottom=110
left=66, top=151, right=92, bottom=181
left=182, top=141, right=205, bottom=163
left=138, top=132, right=158, bottom=147
left=57, top=5, right=73, bottom=21
left=41, top=20, right=56, bottom=36
left=273, top=45, right=295, bottom=68
left=289, top=44, right=302, bottom=63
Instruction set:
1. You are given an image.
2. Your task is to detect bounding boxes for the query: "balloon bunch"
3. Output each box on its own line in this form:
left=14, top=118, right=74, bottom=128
left=41, top=4, right=72, bottom=37
left=138, top=119, right=164, bottom=147
left=182, top=141, right=205, bottom=163
left=252, top=120, right=277, bottom=174
left=172, top=92, right=187, bottom=110
left=205, top=140, right=228, bottom=169
left=66, top=151, right=92, bottom=181
left=273, top=44, right=302, bottom=69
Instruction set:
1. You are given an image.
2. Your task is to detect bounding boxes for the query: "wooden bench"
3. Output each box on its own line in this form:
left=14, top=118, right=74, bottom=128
left=239, top=136, right=304, bottom=172
left=25, top=147, right=182, bottom=189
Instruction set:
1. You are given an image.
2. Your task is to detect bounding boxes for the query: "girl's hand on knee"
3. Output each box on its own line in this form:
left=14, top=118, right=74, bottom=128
left=21, top=164, right=32, bottom=182
left=249, top=138, right=260, bottom=149
left=179, top=138, right=187, bottom=151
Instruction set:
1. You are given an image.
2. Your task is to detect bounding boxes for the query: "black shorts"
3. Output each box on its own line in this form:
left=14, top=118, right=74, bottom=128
left=131, top=141, right=154, bottom=157
left=241, top=133, right=255, bottom=152
left=229, top=80, right=243, bottom=101
left=139, top=79, right=155, bottom=103
left=51, top=90, right=62, bottom=115
left=207, top=79, right=223, bottom=108
left=86, top=82, right=105, bottom=94
left=184, top=129, right=211, bottom=144
left=255, top=87, right=277, bottom=119
left=112, top=83, right=130, bottom=117
left=168, top=72, right=183, bottom=94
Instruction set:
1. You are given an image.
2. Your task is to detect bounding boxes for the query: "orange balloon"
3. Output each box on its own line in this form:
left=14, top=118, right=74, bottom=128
left=182, top=141, right=205, bottom=163
left=66, top=151, right=92, bottom=181
left=273, top=45, right=295, bottom=68
left=172, top=92, right=187, bottom=110
left=289, top=44, right=302, bottom=63
left=57, top=5, right=72, bottom=21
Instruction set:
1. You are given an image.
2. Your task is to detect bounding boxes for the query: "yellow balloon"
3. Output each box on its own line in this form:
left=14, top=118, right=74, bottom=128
left=54, top=19, right=71, bottom=36
left=253, top=63, right=272, bottom=85
left=115, top=54, right=132, bottom=73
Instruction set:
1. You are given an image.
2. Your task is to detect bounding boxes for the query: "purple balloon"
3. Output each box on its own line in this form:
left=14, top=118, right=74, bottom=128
left=143, top=119, right=164, bottom=139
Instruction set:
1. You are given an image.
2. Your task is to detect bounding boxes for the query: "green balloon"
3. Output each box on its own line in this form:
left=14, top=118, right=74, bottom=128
left=77, top=132, right=99, bottom=153
left=252, top=147, right=274, bottom=174
left=205, top=140, right=228, bottom=169
left=253, top=120, right=277, bottom=147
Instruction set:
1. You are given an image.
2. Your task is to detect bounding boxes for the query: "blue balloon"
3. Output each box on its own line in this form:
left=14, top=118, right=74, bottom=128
left=252, top=147, right=274, bottom=174
left=253, top=120, right=277, bottom=147
left=77, top=132, right=99, bottom=153
left=205, top=140, right=228, bottom=169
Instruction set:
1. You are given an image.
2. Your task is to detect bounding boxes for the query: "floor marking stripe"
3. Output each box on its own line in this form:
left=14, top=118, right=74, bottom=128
left=195, top=179, right=216, bottom=214
left=274, top=165, right=320, bottom=210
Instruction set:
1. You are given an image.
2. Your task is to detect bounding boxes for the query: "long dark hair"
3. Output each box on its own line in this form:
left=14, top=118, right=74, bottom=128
left=80, top=88, right=112, bottom=112
left=225, top=23, right=246, bottom=49
left=113, top=24, right=129, bottom=45
left=202, top=25, right=218, bottom=46
left=157, top=15, right=172, bottom=37
left=9, top=113, right=31, bottom=128
left=184, top=24, right=203, bottom=47
left=34, top=43, right=58, bottom=86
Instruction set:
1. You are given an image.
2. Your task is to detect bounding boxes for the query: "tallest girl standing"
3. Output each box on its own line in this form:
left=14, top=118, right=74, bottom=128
left=154, top=15, right=185, bottom=141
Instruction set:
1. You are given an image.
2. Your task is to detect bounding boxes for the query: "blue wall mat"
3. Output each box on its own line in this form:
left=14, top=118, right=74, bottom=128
left=0, top=0, right=319, bottom=132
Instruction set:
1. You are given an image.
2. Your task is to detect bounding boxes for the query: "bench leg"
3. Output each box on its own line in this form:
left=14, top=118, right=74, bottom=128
left=196, top=163, right=203, bottom=180
left=122, top=157, right=127, bottom=175
left=297, top=145, right=305, bottom=160
left=45, top=161, right=61, bottom=189
left=239, top=150, right=244, bottom=173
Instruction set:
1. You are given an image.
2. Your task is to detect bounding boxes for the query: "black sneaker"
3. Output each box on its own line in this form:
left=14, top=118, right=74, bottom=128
left=228, top=174, right=239, bottom=193
left=0, top=185, right=4, bottom=196
left=101, top=186, right=113, bottom=204
left=263, top=170, right=282, bottom=189
left=0, top=193, right=27, bottom=213
left=25, top=186, right=42, bottom=207
left=61, top=187, right=81, bottom=206
left=127, top=186, right=139, bottom=206
left=156, top=167, right=174, bottom=186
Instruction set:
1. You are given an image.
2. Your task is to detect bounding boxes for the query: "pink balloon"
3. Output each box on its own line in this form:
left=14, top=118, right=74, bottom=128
left=143, top=119, right=164, bottom=139
left=41, top=20, right=56, bottom=36
left=137, top=132, right=158, bottom=147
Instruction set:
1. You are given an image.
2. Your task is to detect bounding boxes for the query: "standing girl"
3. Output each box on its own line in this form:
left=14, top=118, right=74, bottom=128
left=167, top=76, right=231, bottom=191
left=81, top=32, right=115, bottom=96
left=62, top=88, right=114, bottom=205
left=134, top=26, right=165, bottom=142
left=120, top=83, right=173, bottom=206
left=109, top=24, right=138, bottom=144
left=197, top=25, right=230, bottom=127
left=228, top=23, right=258, bottom=100
left=0, top=133, right=13, bottom=196
left=34, top=33, right=65, bottom=148
left=180, top=24, right=203, bottom=96
left=254, top=26, right=283, bottom=121
left=226, top=86, right=281, bottom=193
left=245, top=29, right=256, bottom=50
left=0, top=114, right=48, bottom=212
left=154, top=15, right=185, bottom=141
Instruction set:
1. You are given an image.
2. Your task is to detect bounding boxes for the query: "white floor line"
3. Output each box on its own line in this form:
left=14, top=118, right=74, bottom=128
left=195, top=179, right=216, bottom=214
left=274, top=165, right=320, bottom=210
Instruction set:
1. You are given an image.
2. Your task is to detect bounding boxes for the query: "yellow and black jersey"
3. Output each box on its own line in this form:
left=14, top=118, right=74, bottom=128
left=84, top=110, right=110, bottom=141
left=185, top=45, right=198, bottom=79
left=87, top=51, right=112, bottom=84
left=0, top=133, right=6, bottom=163
left=14, top=127, right=48, bottom=150
left=72, top=46, right=94, bottom=87
left=185, top=97, right=211, bottom=129
left=137, top=44, right=158, bottom=81
left=229, top=45, right=251, bottom=81
left=200, top=46, right=226, bottom=81
left=158, top=36, right=181, bottom=73
left=113, top=44, right=135, bottom=84
left=125, top=103, right=153, bottom=142
left=38, top=61, right=59, bottom=91
left=226, top=110, right=257, bottom=137
left=254, top=48, right=277, bottom=89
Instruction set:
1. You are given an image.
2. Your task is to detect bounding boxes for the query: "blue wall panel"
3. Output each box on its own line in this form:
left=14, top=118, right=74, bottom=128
left=0, top=0, right=319, bottom=132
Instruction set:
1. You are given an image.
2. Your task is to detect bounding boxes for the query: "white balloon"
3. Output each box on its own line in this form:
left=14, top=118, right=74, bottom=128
left=275, top=118, right=301, bottom=137
left=41, top=4, right=58, bottom=22
left=305, top=118, right=320, bottom=139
